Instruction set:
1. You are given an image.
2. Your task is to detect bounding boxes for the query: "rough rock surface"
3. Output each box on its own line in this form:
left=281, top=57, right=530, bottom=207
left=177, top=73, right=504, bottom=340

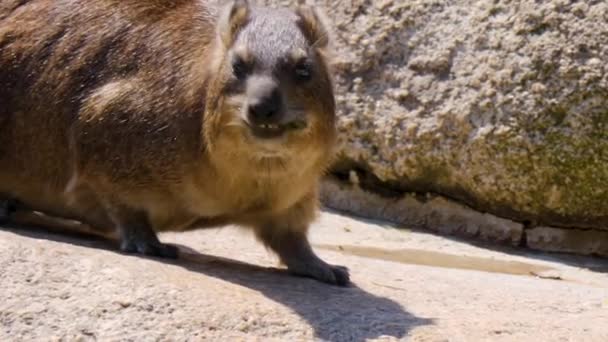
left=1, top=212, right=608, bottom=341
left=263, top=0, right=608, bottom=234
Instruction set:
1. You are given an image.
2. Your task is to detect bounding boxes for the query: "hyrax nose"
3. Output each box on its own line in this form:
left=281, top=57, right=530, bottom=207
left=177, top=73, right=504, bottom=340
left=247, top=87, right=284, bottom=125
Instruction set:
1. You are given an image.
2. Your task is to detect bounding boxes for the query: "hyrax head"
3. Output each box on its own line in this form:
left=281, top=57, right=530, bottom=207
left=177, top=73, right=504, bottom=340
left=205, top=0, right=336, bottom=162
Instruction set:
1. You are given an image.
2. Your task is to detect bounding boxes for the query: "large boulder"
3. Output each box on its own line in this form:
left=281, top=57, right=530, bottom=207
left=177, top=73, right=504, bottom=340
left=264, top=0, right=608, bottom=254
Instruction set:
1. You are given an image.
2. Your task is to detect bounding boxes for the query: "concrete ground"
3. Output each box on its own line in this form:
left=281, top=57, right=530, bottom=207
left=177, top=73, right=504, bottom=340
left=1, top=210, right=607, bottom=341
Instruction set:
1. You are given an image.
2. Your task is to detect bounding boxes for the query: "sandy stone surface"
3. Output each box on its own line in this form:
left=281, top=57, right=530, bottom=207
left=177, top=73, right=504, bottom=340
left=1, top=211, right=607, bottom=341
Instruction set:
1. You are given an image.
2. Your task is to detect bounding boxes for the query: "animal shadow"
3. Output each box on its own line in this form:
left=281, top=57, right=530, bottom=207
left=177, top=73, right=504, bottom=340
left=2, top=223, right=434, bottom=342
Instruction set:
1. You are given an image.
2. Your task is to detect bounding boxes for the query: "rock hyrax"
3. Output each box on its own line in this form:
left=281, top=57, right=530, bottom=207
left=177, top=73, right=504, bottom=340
left=0, top=0, right=348, bottom=286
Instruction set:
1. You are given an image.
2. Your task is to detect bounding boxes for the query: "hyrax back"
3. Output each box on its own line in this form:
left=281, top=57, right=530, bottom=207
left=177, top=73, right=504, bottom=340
left=0, top=0, right=348, bottom=285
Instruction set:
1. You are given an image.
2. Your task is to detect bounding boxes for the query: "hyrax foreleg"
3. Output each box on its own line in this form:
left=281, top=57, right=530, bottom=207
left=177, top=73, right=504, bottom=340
left=252, top=196, right=350, bottom=286
left=103, top=202, right=179, bottom=258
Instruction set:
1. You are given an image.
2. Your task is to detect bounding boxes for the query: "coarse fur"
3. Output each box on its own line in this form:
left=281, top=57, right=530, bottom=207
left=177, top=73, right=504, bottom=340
left=0, top=0, right=348, bottom=285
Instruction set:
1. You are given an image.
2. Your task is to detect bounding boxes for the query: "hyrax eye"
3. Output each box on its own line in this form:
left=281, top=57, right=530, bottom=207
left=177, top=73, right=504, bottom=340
left=294, top=62, right=312, bottom=82
left=232, top=56, right=249, bottom=80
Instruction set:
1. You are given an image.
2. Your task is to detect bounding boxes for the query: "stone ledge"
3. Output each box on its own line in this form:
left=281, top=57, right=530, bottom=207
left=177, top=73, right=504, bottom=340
left=527, top=227, right=608, bottom=257
left=320, top=178, right=523, bottom=246
left=321, top=178, right=608, bottom=258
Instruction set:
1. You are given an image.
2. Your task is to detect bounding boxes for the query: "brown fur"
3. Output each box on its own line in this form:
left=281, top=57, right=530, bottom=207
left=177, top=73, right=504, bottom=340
left=0, top=0, right=348, bottom=285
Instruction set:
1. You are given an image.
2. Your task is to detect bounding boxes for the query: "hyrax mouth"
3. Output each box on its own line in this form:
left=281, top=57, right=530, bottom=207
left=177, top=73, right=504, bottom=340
left=250, top=120, right=307, bottom=139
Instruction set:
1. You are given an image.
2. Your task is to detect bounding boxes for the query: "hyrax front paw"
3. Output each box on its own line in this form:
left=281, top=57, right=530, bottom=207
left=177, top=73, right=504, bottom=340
left=256, top=226, right=351, bottom=286
left=288, top=260, right=350, bottom=286
left=329, top=265, right=350, bottom=286
left=120, top=238, right=179, bottom=259
left=107, top=205, right=179, bottom=259
left=0, top=198, right=18, bottom=223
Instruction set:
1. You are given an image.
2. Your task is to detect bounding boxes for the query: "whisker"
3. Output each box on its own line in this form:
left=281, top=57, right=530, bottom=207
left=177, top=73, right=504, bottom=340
left=311, top=32, right=329, bottom=49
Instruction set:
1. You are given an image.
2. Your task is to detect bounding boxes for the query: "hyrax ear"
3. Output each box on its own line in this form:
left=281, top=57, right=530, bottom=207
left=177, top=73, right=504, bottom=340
left=295, top=4, right=330, bottom=49
left=218, top=0, right=250, bottom=47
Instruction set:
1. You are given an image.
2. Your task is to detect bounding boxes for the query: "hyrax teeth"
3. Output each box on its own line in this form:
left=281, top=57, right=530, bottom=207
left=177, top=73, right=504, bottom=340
left=257, top=124, right=279, bottom=130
